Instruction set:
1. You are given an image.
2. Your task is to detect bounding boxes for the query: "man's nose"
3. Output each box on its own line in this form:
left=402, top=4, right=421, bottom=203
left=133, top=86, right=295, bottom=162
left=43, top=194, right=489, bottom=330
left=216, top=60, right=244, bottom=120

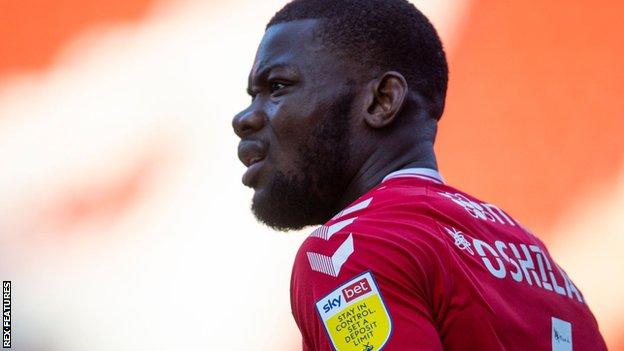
left=232, top=106, right=266, bottom=138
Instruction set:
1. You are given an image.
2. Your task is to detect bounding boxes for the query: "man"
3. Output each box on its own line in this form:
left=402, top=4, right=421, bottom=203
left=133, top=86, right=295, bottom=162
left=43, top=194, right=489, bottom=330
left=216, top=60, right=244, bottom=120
left=232, top=0, right=607, bottom=350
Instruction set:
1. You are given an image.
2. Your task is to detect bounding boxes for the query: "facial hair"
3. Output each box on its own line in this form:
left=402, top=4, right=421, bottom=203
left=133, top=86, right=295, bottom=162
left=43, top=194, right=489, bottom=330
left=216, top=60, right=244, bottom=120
left=251, top=91, right=354, bottom=231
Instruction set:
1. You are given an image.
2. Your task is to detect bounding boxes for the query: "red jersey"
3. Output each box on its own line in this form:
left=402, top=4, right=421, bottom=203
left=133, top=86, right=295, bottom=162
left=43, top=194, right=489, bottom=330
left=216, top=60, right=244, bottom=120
left=290, top=168, right=606, bottom=351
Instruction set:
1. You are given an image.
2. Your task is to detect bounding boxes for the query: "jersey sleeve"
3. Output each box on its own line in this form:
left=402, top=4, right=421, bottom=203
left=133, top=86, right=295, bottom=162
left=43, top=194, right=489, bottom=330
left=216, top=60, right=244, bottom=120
left=291, top=213, right=450, bottom=351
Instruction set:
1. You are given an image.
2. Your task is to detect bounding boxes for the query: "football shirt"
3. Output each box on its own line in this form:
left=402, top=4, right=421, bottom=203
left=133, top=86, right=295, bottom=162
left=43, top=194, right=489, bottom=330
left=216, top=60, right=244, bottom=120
left=290, top=168, right=606, bottom=350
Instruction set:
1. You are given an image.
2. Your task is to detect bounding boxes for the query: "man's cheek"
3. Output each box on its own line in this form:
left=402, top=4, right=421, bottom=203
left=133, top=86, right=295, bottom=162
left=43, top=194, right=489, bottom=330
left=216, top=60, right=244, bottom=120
left=269, top=149, right=301, bottom=175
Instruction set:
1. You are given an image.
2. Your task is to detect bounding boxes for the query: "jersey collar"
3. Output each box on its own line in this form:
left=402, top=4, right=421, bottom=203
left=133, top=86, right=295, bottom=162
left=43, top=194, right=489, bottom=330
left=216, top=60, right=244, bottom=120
left=382, top=167, right=444, bottom=184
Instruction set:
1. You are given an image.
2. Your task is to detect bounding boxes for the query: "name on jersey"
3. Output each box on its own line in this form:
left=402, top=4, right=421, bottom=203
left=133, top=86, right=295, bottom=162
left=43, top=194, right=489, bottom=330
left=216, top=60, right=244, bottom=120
left=443, top=226, right=584, bottom=303
left=439, top=192, right=517, bottom=226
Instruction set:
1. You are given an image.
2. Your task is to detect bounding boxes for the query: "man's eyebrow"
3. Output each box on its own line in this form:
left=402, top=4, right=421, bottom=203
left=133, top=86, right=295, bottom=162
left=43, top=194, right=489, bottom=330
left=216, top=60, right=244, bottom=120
left=256, top=63, right=297, bottom=79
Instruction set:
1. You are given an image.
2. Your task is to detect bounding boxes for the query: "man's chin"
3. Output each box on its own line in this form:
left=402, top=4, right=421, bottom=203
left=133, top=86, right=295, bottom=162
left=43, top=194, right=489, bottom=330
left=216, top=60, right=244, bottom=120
left=250, top=185, right=320, bottom=232
left=251, top=203, right=306, bottom=232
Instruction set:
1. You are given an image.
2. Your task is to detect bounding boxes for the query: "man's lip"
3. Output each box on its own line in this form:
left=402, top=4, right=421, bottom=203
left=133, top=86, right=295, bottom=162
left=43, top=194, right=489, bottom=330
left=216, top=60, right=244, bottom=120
left=242, top=158, right=265, bottom=187
left=238, top=140, right=267, bottom=167
left=248, top=156, right=264, bottom=165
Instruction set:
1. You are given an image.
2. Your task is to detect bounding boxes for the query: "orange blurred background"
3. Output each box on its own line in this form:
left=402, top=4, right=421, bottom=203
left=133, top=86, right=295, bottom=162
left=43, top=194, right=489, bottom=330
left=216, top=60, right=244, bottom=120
left=0, top=0, right=622, bottom=349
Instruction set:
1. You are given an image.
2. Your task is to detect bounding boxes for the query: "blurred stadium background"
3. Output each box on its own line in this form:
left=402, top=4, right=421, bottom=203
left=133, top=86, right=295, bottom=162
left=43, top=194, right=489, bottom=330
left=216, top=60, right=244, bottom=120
left=0, top=0, right=622, bottom=349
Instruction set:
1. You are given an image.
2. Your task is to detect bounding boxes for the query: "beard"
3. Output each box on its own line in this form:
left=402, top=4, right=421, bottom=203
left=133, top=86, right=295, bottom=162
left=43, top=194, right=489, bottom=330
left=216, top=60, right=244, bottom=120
left=251, top=91, right=355, bottom=231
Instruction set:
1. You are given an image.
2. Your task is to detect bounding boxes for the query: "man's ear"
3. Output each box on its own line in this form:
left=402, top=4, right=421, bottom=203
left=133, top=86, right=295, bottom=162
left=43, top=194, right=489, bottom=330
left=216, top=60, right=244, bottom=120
left=364, top=71, right=408, bottom=129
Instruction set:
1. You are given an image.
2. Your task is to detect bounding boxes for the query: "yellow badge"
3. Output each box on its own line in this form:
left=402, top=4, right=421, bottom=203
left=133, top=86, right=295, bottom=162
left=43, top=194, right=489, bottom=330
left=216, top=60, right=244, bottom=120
left=316, top=272, right=392, bottom=351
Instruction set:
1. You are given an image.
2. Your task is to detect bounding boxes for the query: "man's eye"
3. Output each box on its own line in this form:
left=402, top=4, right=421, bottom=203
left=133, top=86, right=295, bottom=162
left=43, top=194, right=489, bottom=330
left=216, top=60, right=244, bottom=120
left=270, top=82, right=287, bottom=92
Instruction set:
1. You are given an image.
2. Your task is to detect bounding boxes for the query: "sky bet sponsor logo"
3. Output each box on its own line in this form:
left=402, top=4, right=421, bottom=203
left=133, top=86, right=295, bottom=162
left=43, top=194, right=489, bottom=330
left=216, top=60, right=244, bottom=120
left=322, top=295, right=342, bottom=313
left=316, top=272, right=392, bottom=351
left=322, top=277, right=374, bottom=314
left=342, top=278, right=371, bottom=303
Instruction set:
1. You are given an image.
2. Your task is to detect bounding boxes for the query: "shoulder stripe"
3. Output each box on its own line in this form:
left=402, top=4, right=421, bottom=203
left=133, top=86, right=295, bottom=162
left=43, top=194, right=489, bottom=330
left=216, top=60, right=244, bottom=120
left=306, top=234, right=354, bottom=277
left=310, top=217, right=356, bottom=240
left=332, top=198, right=372, bottom=220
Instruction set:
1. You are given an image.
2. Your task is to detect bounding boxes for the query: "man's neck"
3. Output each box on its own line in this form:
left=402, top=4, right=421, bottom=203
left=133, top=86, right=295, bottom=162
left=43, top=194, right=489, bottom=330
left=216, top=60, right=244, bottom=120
left=336, top=142, right=437, bottom=210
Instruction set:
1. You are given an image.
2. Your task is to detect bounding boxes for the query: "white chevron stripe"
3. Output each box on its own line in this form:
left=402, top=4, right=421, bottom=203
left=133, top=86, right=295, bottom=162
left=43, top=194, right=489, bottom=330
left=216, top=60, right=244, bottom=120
left=308, top=200, right=366, bottom=276
left=307, top=252, right=334, bottom=276
left=310, top=217, right=356, bottom=240
left=306, top=234, right=354, bottom=277
left=309, top=225, right=329, bottom=239
left=332, top=198, right=372, bottom=220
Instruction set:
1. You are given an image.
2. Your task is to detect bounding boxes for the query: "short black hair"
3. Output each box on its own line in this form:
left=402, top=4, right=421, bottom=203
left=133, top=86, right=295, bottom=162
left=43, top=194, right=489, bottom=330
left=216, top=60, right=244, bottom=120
left=267, top=0, right=448, bottom=119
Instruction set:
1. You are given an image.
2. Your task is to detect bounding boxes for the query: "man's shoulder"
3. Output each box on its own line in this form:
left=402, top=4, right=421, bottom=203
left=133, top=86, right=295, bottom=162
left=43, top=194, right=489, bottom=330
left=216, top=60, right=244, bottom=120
left=298, top=178, right=536, bottom=270
left=341, top=178, right=485, bottom=226
left=341, top=178, right=447, bottom=215
left=293, top=181, right=455, bottom=277
left=301, top=179, right=484, bottom=246
left=293, top=177, right=536, bottom=280
left=372, top=178, right=525, bottom=230
left=318, top=181, right=445, bottom=239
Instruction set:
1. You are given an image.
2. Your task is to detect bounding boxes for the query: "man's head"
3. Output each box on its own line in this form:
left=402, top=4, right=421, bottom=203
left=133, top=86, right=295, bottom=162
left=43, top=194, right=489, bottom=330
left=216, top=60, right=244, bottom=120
left=233, top=0, right=448, bottom=231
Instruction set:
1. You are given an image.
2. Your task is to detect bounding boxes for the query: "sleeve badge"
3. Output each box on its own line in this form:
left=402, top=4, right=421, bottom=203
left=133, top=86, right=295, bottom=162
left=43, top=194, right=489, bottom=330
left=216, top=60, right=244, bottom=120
left=315, top=271, right=392, bottom=351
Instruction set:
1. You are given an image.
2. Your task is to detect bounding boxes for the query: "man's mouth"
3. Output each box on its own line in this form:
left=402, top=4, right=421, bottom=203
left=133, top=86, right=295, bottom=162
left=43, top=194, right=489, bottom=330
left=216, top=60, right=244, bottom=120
left=242, top=157, right=266, bottom=187
left=238, top=140, right=268, bottom=187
